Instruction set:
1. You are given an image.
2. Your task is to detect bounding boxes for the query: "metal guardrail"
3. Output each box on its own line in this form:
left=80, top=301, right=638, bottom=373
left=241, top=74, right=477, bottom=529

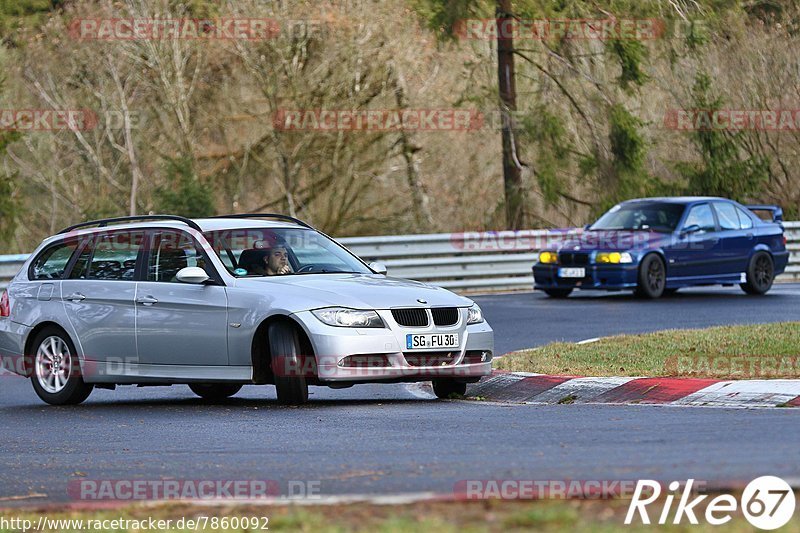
left=0, top=222, right=797, bottom=292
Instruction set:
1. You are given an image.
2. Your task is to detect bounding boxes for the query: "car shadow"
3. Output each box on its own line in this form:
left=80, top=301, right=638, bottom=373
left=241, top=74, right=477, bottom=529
left=536, top=289, right=789, bottom=302
left=4, top=394, right=435, bottom=411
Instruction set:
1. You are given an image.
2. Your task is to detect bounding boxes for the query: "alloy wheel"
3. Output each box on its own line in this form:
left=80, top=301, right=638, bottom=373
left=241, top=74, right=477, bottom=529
left=35, top=336, right=71, bottom=394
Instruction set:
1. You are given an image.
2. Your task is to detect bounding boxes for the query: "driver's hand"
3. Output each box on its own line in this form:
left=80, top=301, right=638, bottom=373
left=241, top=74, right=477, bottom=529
left=277, top=265, right=291, bottom=275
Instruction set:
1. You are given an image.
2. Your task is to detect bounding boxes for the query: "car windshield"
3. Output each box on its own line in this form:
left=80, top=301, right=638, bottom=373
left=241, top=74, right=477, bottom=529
left=203, top=227, right=372, bottom=277
left=589, top=203, right=685, bottom=232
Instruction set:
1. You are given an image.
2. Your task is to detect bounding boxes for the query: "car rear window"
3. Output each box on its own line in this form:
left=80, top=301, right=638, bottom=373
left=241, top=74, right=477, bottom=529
left=67, top=230, right=144, bottom=281
left=29, top=240, right=80, bottom=280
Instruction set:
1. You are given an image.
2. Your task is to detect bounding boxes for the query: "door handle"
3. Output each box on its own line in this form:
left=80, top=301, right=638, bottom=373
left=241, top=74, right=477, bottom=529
left=136, top=296, right=158, bottom=306
left=65, top=293, right=85, bottom=302
left=746, top=233, right=754, bottom=239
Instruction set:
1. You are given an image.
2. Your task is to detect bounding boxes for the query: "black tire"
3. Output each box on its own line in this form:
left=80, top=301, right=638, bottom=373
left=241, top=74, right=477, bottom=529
left=432, top=379, right=467, bottom=399
left=741, top=252, right=774, bottom=295
left=543, top=288, right=573, bottom=298
left=635, top=254, right=666, bottom=299
left=268, top=322, right=309, bottom=405
left=29, top=326, right=93, bottom=406
left=188, top=383, right=243, bottom=401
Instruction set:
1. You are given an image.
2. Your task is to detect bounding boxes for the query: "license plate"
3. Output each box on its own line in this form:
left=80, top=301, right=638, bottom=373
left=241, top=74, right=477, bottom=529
left=406, top=333, right=460, bottom=350
left=558, top=267, right=585, bottom=278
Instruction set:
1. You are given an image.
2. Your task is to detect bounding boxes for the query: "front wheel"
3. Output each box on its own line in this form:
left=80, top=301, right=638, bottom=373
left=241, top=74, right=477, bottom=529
left=432, top=379, right=467, bottom=399
left=30, top=327, right=93, bottom=406
left=268, top=322, right=309, bottom=405
left=741, top=252, right=774, bottom=295
left=189, top=383, right=243, bottom=401
left=635, top=254, right=666, bottom=299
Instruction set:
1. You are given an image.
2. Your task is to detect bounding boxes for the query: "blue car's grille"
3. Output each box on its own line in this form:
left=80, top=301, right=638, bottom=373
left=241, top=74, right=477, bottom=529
left=559, top=252, right=590, bottom=266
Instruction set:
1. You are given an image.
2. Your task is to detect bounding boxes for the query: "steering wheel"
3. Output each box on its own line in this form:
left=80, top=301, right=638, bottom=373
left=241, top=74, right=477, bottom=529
left=296, top=264, right=316, bottom=273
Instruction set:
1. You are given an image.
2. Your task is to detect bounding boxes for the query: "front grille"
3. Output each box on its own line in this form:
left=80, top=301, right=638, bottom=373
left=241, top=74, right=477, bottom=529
left=559, top=252, right=590, bottom=266
left=391, top=308, right=429, bottom=327
left=431, top=307, right=459, bottom=326
left=404, top=351, right=458, bottom=367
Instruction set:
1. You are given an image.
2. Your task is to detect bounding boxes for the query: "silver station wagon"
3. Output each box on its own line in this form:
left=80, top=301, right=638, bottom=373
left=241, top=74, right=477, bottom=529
left=0, top=215, right=493, bottom=405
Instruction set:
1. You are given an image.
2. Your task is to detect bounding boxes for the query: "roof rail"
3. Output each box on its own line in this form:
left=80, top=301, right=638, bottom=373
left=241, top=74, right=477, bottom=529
left=58, top=215, right=203, bottom=235
left=209, top=213, right=313, bottom=229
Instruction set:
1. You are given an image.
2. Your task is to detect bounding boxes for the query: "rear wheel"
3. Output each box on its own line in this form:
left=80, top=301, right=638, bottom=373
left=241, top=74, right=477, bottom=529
left=188, top=383, right=242, bottom=401
left=30, top=327, right=93, bottom=406
left=432, top=379, right=467, bottom=399
left=543, top=288, right=573, bottom=298
left=268, top=322, right=309, bottom=405
left=741, top=252, right=774, bottom=295
left=635, top=254, right=666, bottom=299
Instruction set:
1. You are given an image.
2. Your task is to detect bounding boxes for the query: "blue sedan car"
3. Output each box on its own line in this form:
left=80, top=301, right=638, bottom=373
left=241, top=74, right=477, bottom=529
left=533, top=197, right=789, bottom=299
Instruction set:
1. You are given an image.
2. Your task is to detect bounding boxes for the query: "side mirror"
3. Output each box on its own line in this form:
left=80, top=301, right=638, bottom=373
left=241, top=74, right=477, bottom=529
left=681, top=224, right=701, bottom=236
left=583, top=224, right=591, bottom=231
left=369, top=261, right=388, bottom=275
left=175, top=266, right=210, bottom=284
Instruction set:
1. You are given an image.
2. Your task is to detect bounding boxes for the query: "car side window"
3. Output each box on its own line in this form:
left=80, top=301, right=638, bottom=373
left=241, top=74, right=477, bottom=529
left=76, top=231, right=143, bottom=281
left=735, top=207, right=754, bottom=230
left=683, top=204, right=716, bottom=233
left=714, top=203, right=740, bottom=231
left=147, top=231, right=207, bottom=283
left=29, top=240, right=79, bottom=280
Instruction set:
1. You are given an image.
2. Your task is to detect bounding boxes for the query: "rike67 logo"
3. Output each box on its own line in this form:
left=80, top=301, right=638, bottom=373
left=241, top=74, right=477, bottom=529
left=625, top=477, right=796, bottom=530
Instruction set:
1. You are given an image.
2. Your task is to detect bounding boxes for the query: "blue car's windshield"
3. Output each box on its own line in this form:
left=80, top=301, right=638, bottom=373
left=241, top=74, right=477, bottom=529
left=203, top=227, right=372, bottom=277
left=590, top=203, right=685, bottom=233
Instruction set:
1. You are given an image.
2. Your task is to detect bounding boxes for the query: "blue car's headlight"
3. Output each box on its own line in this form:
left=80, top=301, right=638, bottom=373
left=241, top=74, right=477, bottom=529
left=466, top=304, right=484, bottom=325
left=596, top=252, right=634, bottom=264
left=312, top=308, right=385, bottom=328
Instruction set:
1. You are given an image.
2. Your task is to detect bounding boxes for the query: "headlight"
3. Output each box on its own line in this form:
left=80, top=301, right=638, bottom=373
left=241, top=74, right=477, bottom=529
left=596, top=252, right=634, bottom=264
left=312, top=308, right=385, bottom=328
left=466, top=304, right=484, bottom=325
left=538, top=251, right=558, bottom=264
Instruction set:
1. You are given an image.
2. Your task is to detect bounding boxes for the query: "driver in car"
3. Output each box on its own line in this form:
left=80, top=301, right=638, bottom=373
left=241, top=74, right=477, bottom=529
left=261, top=245, right=292, bottom=276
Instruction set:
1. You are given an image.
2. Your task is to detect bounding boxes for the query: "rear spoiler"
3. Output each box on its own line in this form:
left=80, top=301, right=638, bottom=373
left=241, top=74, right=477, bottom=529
left=745, top=205, right=783, bottom=223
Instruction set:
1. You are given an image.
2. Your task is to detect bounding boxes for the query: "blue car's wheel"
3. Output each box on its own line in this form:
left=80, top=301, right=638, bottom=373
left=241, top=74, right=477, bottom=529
left=635, top=254, right=666, bottom=299
left=741, top=252, right=774, bottom=295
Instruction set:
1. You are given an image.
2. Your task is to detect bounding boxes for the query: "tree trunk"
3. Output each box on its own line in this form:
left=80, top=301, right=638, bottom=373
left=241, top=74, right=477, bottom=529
left=496, top=0, right=525, bottom=229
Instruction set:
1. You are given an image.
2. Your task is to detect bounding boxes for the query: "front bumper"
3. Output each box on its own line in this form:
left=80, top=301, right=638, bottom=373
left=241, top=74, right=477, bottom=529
left=293, top=309, right=494, bottom=382
left=533, top=263, right=639, bottom=291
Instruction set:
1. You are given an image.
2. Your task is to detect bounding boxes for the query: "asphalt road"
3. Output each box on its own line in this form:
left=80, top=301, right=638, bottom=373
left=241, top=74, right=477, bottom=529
left=2, top=284, right=800, bottom=505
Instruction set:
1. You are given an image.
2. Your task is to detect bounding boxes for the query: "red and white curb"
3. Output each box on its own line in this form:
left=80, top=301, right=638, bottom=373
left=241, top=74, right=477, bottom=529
left=467, top=372, right=800, bottom=408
